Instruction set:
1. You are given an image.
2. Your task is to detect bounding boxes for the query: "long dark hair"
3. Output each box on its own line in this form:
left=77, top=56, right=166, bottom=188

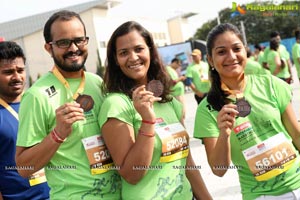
left=206, top=23, right=245, bottom=111
left=103, top=21, right=172, bottom=102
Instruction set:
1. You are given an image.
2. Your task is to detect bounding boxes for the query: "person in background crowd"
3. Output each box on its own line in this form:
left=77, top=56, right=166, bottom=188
left=166, top=58, right=186, bottom=120
left=253, top=44, right=264, bottom=66
left=245, top=47, right=269, bottom=75
left=194, top=23, right=300, bottom=200
left=185, top=49, right=211, bottom=104
left=0, top=41, right=50, bottom=199
left=262, top=31, right=293, bottom=79
left=15, top=10, right=121, bottom=199
left=267, top=37, right=292, bottom=84
left=292, top=30, right=300, bottom=82
left=99, top=20, right=212, bottom=200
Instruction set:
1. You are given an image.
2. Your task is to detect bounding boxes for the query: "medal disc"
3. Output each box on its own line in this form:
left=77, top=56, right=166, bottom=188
left=75, top=94, right=94, bottom=112
left=146, top=80, right=164, bottom=97
left=236, top=98, right=251, bottom=117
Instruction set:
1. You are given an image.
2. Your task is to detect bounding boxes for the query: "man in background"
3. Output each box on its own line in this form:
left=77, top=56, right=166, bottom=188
left=185, top=49, right=210, bottom=104
left=166, top=58, right=186, bottom=120
left=0, top=41, right=49, bottom=199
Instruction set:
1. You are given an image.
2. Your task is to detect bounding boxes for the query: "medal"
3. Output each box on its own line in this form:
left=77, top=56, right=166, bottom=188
left=236, top=98, right=251, bottom=117
left=76, top=94, right=94, bottom=112
left=146, top=80, right=164, bottom=97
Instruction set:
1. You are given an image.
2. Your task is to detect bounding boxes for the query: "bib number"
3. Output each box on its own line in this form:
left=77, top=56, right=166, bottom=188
left=156, top=123, right=189, bottom=163
left=242, top=132, right=296, bottom=181
left=82, top=135, right=115, bottom=175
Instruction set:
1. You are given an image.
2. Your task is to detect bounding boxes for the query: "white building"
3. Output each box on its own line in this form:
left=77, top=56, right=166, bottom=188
left=0, top=0, right=197, bottom=84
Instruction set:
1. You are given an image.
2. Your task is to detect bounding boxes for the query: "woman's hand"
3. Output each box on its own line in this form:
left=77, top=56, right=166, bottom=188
left=217, top=103, right=239, bottom=137
left=132, top=85, right=161, bottom=121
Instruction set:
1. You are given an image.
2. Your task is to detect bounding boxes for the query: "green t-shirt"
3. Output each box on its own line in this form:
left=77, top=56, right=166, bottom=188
left=292, top=42, right=300, bottom=77
left=245, top=59, right=269, bottom=75
left=185, top=61, right=210, bottom=93
left=193, top=74, right=300, bottom=200
left=257, top=51, right=264, bottom=66
left=267, top=50, right=290, bottom=78
left=166, top=66, right=185, bottom=97
left=17, top=72, right=121, bottom=200
left=99, top=93, right=192, bottom=200
left=262, top=44, right=287, bottom=64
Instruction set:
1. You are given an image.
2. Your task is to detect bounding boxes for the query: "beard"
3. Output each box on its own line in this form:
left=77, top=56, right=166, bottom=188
left=53, top=50, right=87, bottom=72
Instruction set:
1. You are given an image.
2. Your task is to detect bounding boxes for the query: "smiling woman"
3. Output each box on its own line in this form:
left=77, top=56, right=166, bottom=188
left=99, top=20, right=212, bottom=200
left=193, top=23, right=300, bottom=200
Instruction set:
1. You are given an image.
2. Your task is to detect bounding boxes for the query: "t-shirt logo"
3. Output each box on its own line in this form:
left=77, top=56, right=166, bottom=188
left=45, top=85, right=57, bottom=97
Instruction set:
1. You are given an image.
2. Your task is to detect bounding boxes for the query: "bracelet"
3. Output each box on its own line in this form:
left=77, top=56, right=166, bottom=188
left=138, top=130, right=155, bottom=137
left=142, top=119, right=156, bottom=124
left=51, top=129, right=66, bottom=143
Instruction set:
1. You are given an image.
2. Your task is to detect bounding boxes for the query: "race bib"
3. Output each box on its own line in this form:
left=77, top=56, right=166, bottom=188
left=242, top=132, right=296, bottom=181
left=199, top=68, right=209, bottom=82
left=82, top=135, right=115, bottom=175
left=156, top=122, right=189, bottom=163
left=29, top=168, right=47, bottom=186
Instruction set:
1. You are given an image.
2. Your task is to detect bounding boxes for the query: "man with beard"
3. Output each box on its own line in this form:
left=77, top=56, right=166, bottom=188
left=0, top=41, right=50, bottom=200
left=15, top=10, right=121, bottom=199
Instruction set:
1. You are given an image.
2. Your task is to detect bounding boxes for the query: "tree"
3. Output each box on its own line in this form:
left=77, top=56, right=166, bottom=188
left=193, top=1, right=300, bottom=44
left=96, top=50, right=105, bottom=78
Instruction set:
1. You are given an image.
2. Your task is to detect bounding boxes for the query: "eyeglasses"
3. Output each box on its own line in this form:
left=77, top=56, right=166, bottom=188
left=49, top=37, right=89, bottom=49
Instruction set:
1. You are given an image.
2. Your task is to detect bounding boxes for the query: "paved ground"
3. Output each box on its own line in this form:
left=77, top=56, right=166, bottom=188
left=185, top=66, right=300, bottom=200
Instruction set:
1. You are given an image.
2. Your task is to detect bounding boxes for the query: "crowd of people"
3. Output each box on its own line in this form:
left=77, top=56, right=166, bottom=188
left=1, top=8, right=300, bottom=200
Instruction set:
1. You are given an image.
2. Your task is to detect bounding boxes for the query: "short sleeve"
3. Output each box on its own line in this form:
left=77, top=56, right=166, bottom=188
left=270, top=75, right=292, bottom=114
left=17, top=92, right=50, bottom=147
left=99, top=93, right=136, bottom=129
left=193, top=98, right=219, bottom=139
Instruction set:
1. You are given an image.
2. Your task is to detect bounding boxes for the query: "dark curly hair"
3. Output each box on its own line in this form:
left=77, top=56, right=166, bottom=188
left=103, top=21, right=172, bottom=102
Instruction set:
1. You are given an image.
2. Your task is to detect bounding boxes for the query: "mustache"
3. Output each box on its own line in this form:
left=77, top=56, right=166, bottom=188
left=63, top=50, right=82, bottom=59
left=9, top=80, right=23, bottom=85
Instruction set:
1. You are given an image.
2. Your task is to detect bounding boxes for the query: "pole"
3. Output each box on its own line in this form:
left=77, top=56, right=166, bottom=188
left=240, top=21, right=247, bottom=46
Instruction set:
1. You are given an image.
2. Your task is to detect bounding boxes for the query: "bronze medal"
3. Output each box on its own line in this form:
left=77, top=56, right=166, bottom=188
left=236, top=98, right=251, bottom=117
left=75, top=94, right=94, bottom=112
left=146, top=80, right=164, bottom=97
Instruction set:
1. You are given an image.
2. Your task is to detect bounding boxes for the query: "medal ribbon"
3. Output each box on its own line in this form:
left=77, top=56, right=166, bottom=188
left=0, top=98, right=19, bottom=120
left=221, top=75, right=246, bottom=100
left=52, top=66, right=85, bottom=100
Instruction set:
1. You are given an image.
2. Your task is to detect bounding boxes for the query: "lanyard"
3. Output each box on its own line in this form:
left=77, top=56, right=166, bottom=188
left=52, top=66, right=85, bottom=100
left=221, top=75, right=246, bottom=100
left=0, top=98, right=19, bottom=120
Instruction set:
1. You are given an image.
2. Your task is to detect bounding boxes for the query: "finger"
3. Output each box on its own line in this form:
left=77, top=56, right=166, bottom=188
left=132, top=85, right=146, bottom=95
left=221, top=106, right=239, bottom=117
left=65, top=111, right=85, bottom=121
left=152, top=97, right=162, bottom=102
